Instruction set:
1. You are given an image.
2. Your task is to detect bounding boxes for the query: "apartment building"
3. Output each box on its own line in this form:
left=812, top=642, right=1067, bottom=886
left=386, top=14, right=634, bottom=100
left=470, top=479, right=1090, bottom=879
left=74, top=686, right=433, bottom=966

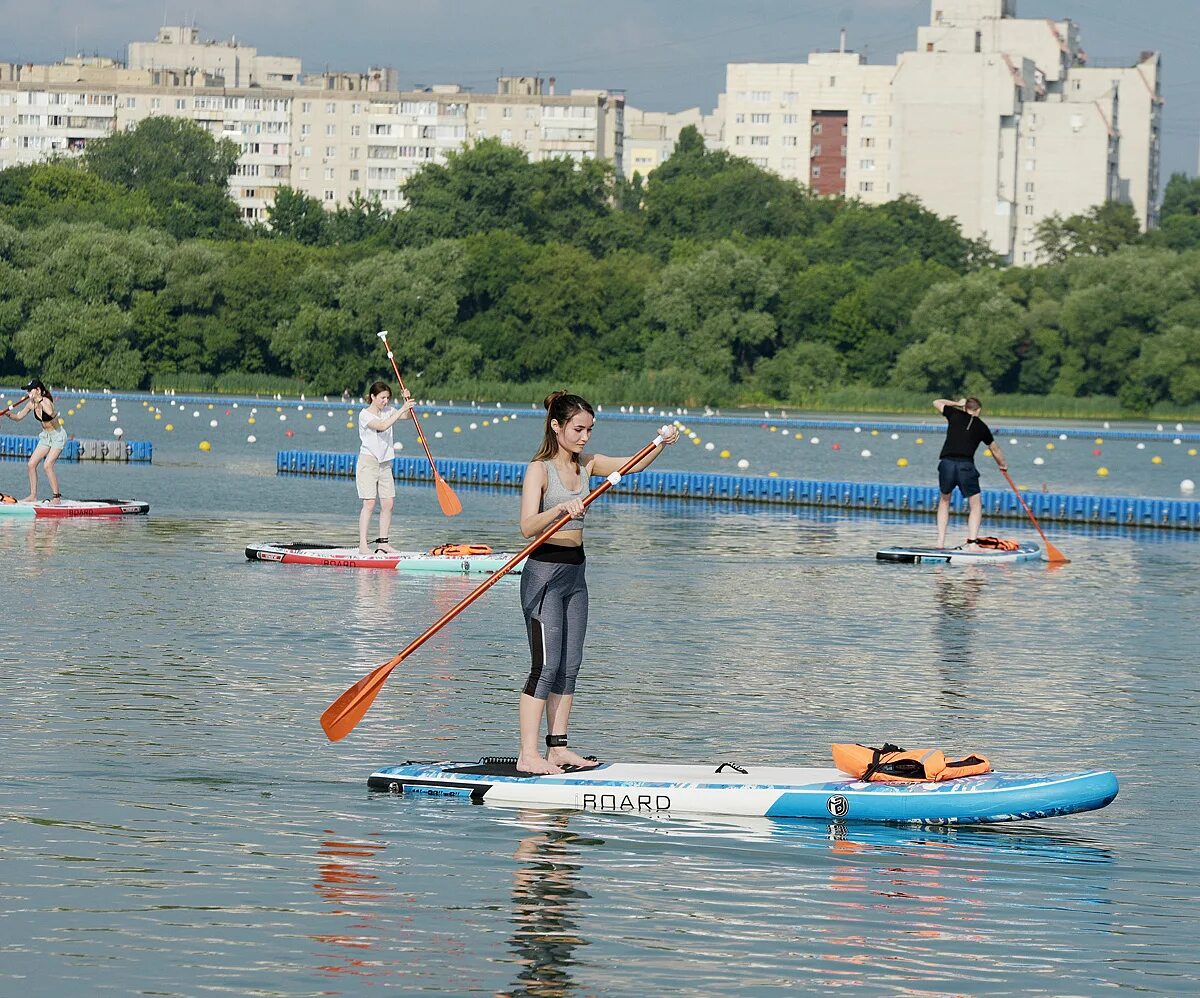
left=621, top=105, right=722, bottom=180
left=723, top=0, right=1162, bottom=263
left=0, top=27, right=624, bottom=222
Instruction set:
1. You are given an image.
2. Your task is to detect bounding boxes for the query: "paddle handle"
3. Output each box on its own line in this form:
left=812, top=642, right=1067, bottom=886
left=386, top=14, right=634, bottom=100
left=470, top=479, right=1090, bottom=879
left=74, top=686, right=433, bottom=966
left=377, top=330, right=428, bottom=451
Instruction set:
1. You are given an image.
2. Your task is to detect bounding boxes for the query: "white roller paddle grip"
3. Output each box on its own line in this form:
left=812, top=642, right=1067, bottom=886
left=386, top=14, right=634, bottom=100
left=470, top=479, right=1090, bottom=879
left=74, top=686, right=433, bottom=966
left=377, top=330, right=389, bottom=340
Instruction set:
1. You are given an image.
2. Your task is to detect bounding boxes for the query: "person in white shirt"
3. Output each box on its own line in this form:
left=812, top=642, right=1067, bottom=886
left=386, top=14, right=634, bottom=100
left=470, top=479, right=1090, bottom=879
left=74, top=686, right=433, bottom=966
left=357, top=380, right=414, bottom=554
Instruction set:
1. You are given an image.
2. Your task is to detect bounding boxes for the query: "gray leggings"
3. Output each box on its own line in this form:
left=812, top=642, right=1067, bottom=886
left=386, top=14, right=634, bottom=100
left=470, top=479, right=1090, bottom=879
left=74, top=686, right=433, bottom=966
left=521, top=557, right=589, bottom=699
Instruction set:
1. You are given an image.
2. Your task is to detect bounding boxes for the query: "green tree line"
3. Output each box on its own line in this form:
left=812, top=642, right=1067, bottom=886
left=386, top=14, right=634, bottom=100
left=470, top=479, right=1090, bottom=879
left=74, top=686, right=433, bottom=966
left=1, top=118, right=1197, bottom=410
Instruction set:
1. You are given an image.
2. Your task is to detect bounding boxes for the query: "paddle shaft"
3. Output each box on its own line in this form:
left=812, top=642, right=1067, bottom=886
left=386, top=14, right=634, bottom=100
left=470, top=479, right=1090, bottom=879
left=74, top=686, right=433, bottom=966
left=0, top=395, right=29, bottom=419
left=377, top=331, right=439, bottom=472
left=321, top=430, right=669, bottom=740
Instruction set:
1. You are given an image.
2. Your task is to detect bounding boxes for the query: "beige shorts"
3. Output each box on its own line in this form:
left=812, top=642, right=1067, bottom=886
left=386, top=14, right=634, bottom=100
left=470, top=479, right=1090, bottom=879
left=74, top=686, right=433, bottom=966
left=356, top=453, right=395, bottom=500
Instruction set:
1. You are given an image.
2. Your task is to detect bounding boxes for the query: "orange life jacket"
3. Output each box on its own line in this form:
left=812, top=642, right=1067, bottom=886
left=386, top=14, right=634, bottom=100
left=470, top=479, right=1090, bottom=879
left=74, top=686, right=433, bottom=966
left=973, top=536, right=1021, bottom=551
left=832, top=742, right=992, bottom=783
left=0, top=493, right=16, bottom=504
left=428, top=543, right=494, bottom=557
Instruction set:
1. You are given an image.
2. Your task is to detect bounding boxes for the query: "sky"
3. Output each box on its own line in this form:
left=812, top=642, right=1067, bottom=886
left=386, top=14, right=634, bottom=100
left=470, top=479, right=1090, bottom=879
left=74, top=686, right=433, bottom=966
left=3, top=0, right=1197, bottom=179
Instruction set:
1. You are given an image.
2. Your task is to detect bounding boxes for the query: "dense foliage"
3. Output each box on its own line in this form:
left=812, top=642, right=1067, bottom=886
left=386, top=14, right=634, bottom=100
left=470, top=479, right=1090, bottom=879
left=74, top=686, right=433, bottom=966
left=1, top=120, right=1197, bottom=411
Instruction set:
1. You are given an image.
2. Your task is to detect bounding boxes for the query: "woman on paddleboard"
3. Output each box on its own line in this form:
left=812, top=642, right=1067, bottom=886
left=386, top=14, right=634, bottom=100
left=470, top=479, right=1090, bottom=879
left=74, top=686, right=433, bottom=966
left=516, top=391, right=679, bottom=775
left=357, top=380, right=413, bottom=554
left=5, top=379, right=66, bottom=503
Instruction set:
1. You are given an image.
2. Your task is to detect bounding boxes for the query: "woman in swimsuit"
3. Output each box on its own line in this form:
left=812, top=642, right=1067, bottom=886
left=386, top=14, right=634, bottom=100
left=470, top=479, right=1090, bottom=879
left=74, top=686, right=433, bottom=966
left=5, top=379, right=66, bottom=503
left=515, top=390, right=679, bottom=775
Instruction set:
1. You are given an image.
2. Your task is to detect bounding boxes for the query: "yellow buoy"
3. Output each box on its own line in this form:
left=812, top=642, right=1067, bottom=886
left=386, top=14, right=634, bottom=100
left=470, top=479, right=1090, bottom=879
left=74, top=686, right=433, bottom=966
left=720, top=450, right=731, bottom=459
left=1152, top=456, right=1163, bottom=465
left=1097, top=467, right=1109, bottom=477
left=154, top=413, right=161, bottom=420
left=897, top=458, right=909, bottom=467
left=483, top=420, right=490, bottom=427
left=1095, top=437, right=1104, bottom=445
left=693, top=437, right=701, bottom=445
left=1189, top=448, right=1197, bottom=457
left=915, top=437, right=924, bottom=445
left=453, top=426, right=462, bottom=433
left=248, top=417, right=256, bottom=424
left=1046, top=442, right=1055, bottom=450
left=199, top=440, right=211, bottom=452
left=208, top=404, right=214, bottom=410
left=67, top=409, right=75, bottom=416
left=346, top=421, right=354, bottom=429
left=768, top=471, right=778, bottom=477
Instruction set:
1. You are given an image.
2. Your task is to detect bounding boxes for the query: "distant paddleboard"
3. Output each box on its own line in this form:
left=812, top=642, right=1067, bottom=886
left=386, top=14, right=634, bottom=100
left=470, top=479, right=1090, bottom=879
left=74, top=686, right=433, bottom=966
left=876, top=543, right=1042, bottom=565
left=0, top=497, right=149, bottom=518
left=368, top=758, right=1118, bottom=824
left=245, top=541, right=520, bottom=574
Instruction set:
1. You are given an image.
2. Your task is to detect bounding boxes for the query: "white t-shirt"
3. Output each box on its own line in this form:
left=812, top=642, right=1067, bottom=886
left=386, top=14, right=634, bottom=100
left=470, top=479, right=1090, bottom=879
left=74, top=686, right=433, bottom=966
left=359, top=406, right=395, bottom=462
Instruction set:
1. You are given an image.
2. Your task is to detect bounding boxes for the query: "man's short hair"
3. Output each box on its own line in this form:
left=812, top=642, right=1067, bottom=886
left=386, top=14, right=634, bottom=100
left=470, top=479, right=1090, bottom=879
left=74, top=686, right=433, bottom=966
left=964, top=397, right=982, bottom=414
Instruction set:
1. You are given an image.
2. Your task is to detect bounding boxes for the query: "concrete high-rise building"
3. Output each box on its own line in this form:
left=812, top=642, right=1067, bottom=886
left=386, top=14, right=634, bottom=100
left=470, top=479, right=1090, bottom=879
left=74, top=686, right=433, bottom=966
left=621, top=106, right=722, bottom=180
left=723, top=1, right=1162, bottom=263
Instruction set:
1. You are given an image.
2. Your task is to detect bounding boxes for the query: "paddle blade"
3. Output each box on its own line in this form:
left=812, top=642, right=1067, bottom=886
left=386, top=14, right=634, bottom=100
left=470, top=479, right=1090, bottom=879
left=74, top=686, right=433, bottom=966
left=434, top=473, right=463, bottom=517
left=321, top=663, right=397, bottom=742
left=1045, top=541, right=1070, bottom=564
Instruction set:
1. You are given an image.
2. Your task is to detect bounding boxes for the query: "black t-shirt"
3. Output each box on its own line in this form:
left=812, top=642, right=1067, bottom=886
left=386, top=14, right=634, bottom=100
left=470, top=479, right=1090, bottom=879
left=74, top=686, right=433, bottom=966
left=939, top=406, right=994, bottom=460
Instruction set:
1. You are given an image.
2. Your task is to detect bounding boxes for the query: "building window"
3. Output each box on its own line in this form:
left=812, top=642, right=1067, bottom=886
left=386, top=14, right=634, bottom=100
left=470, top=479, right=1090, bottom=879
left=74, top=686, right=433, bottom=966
left=175, top=98, right=186, bottom=110
left=325, top=102, right=336, bottom=114
left=861, top=136, right=875, bottom=147
left=502, top=107, right=512, bottom=118
left=860, top=181, right=874, bottom=192
left=326, top=124, right=336, bottom=136
left=751, top=113, right=770, bottom=124
left=734, top=113, right=745, bottom=123
left=300, top=124, right=311, bottom=137
left=863, top=93, right=878, bottom=105
left=812, top=121, right=822, bottom=135
left=751, top=90, right=770, bottom=102
left=734, top=135, right=744, bottom=145
left=301, top=102, right=312, bottom=113
left=299, top=167, right=309, bottom=179
left=1027, top=135, right=1036, bottom=148
left=1024, top=204, right=1035, bottom=215
left=352, top=103, right=362, bottom=114
left=783, top=114, right=797, bottom=125
left=861, top=115, right=874, bottom=128
left=325, top=167, right=335, bottom=180
left=349, top=148, right=359, bottom=159
left=324, top=145, right=335, bottom=157
left=151, top=98, right=161, bottom=109
left=750, top=135, right=769, bottom=146
left=811, top=144, right=821, bottom=157
left=325, top=189, right=335, bottom=201
left=829, top=76, right=836, bottom=86
left=811, top=165, right=821, bottom=178
left=349, top=169, right=360, bottom=181
left=752, top=157, right=768, bottom=166
left=1025, top=159, right=1036, bottom=171
left=501, top=128, right=511, bottom=142
left=350, top=125, right=361, bottom=136
left=125, top=97, right=136, bottom=108
left=1025, top=181, right=1035, bottom=192
left=782, top=135, right=797, bottom=146
left=860, top=159, right=875, bottom=170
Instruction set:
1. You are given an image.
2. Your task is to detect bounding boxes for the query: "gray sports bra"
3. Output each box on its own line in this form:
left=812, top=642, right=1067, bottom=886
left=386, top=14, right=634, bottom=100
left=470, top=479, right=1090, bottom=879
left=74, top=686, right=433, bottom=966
left=540, top=460, right=589, bottom=529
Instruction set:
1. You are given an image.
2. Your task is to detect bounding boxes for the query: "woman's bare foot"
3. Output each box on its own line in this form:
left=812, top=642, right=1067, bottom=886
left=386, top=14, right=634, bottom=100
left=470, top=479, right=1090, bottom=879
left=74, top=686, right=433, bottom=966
left=21, top=494, right=36, bottom=502
left=358, top=544, right=372, bottom=555
left=517, top=753, right=562, bottom=775
left=547, top=746, right=596, bottom=769
left=374, top=541, right=398, bottom=553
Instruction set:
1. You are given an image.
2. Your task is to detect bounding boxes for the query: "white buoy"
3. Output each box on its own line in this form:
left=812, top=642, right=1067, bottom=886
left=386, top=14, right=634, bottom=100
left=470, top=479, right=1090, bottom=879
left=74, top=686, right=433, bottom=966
left=109, top=414, right=117, bottom=422
left=890, top=432, right=899, bottom=440
left=393, top=442, right=404, bottom=451
left=469, top=422, right=478, bottom=430
left=1034, top=457, right=1045, bottom=465
left=1156, top=423, right=1164, bottom=431
left=854, top=427, right=862, bottom=433
left=247, top=435, right=257, bottom=443
left=209, top=419, right=218, bottom=427
left=279, top=414, right=287, bottom=421
left=1182, top=479, right=1196, bottom=494
left=192, top=410, right=199, bottom=417
left=860, top=449, right=871, bottom=458
left=1137, top=442, right=1146, bottom=450
left=113, top=427, right=124, bottom=438
left=810, top=436, right=820, bottom=444
left=737, top=458, right=750, bottom=469
left=434, top=431, right=443, bottom=439
left=705, top=442, right=715, bottom=451
left=1059, top=433, right=1068, bottom=440
left=318, top=425, right=326, bottom=433
left=1103, top=421, right=1111, bottom=429
left=1010, top=438, right=1019, bottom=445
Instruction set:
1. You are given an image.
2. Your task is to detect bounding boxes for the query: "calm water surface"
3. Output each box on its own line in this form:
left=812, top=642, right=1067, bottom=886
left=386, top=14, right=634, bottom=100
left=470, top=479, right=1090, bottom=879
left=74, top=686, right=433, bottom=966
left=1, top=397, right=1197, bottom=995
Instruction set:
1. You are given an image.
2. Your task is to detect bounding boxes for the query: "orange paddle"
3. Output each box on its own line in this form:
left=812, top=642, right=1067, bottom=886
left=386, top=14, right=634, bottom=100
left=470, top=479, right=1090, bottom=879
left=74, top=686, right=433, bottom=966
left=377, top=330, right=462, bottom=517
left=996, top=459, right=1069, bottom=564
left=320, top=428, right=672, bottom=741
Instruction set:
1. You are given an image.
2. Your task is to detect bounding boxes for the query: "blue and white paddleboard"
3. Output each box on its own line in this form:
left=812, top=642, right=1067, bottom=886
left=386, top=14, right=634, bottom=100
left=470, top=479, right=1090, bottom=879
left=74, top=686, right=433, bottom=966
left=876, top=543, right=1042, bottom=565
left=368, top=759, right=1118, bottom=824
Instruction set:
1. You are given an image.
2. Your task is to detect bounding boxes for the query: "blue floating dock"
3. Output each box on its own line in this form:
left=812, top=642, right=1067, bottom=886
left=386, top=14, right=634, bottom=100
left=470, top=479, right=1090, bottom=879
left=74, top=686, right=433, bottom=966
left=0, top=434, right=152, bottom=463
left=276, top=450, right=1200, bottom=530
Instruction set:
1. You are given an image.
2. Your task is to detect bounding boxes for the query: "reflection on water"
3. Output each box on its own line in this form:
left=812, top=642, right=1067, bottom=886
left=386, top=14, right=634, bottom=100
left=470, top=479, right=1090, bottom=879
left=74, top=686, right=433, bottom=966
left=503, top=813, right=592, bottom=998
left=311, top=834, right=393, bottom=980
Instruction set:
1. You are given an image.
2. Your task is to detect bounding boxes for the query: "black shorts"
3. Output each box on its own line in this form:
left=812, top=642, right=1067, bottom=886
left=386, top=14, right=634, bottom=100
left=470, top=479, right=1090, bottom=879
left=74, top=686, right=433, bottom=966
left=938, top=458, right=981, bottom=498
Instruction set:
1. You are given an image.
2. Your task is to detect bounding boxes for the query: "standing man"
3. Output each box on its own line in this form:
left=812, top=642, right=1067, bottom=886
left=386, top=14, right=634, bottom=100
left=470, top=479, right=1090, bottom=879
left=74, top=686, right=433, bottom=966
left=933, top=396, right=1007, bottom=548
